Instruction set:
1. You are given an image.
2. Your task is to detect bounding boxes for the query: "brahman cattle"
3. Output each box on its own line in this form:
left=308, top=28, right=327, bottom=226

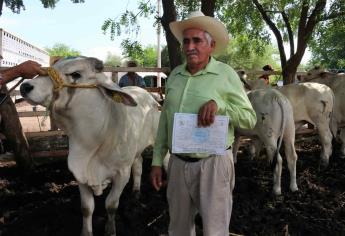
left=233, top=88, right=298, bottom=195
left=238, top=71, right=335, bottom=167
left=20, top=56, right=161, bottom=236
left=277, top=83, right=335, bottom=167
left=298, top=68, right=345, bottom=157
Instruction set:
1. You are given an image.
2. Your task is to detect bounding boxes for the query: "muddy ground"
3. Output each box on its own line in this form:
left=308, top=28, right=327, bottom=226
left=0, top=135, right=345, bottom=236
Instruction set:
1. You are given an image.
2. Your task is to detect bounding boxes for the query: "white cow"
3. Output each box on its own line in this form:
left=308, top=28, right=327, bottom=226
left=20, top=57, right=161, bottom=236
left=237, top=71, right=335, bottom=167
left=298, top=68, right=345, bottom=156
left=277, top=82, right=335, bottom=167
left=233, top=88, right=298, bottom=195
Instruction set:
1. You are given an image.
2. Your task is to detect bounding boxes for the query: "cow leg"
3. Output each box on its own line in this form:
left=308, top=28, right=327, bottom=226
left=339, top=128, right=345, bottom=157
left=317, top=123, right=333, bottom=167
left=105, top=168, right=131, bottom=236
left=284, top=140, right=298, bottom=192
left=265, top=143, right=283, bottom=195
left=131, top=154, right=143, bottom=197
left=79, top=183, right=95, bottom=236
left=232, top=136, right=241, bottom=163
left=252, top=138, right=263, bottom=160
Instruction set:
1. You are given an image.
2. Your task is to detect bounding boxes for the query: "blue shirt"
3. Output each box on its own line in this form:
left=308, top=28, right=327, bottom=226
left=119, top=73, right=146, bottom=88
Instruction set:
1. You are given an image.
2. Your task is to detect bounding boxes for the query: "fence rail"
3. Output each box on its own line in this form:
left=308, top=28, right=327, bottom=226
left=4, top=66, right=311, bottom=138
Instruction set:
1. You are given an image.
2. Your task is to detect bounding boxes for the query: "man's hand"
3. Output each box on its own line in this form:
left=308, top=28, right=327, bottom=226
left=198, top=100, right=218, bottom=127
left=16, top=60, right=47, bottom=79
left=150, top=166, right=163, bottom=191
left=0, top=60, right=47, bottom=85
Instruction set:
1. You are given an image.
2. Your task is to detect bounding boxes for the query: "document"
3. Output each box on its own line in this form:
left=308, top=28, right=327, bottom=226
left=172, top=113, right=229, bottom=155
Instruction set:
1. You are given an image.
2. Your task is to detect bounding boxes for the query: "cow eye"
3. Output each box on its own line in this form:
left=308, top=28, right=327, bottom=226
left=68, top=72, right=81, bottom=79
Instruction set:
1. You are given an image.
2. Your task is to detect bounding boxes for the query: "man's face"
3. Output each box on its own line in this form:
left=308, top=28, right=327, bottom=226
left=182, top=28, right=215, bottom=68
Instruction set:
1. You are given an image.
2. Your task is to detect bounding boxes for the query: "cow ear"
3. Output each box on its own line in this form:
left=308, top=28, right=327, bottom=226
left=95, top=76, right=137, bottom=106
left=87, top=57, right=104, bottom=72
left=110, top=91, right=137, bottom=106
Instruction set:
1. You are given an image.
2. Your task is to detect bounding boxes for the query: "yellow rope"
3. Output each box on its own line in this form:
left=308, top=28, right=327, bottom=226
left=46, top=67, right=123, bottom=103
left=46, top=67, right=97, bottom=92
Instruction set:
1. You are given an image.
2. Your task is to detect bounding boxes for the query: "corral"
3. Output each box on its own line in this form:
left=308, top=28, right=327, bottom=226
left=0, top=67, right=345, bottom=236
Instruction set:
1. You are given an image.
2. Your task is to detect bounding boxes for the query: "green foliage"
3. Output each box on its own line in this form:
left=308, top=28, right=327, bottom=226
left=215, top=34, right=279, bottom=70
left=2, top=0, right=84, bottom=14
left=104, top=52, right=122, bottom=67
left=142, top=45, right=157, bottom=67
left=102, top=1, right=155, bottom=40
left=45, top=43, right=81, bottom=57
left=309, top=17, right=345, bottom=69
left=120, top=39, right=144, bottom=64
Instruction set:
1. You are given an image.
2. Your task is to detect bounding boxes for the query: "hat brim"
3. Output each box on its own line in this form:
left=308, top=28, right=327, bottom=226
left=169, top=15, right=229, bottom=55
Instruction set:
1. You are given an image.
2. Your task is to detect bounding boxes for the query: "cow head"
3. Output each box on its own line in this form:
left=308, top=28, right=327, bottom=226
left=297, top=66, right=336, bottom=82
left=20, top=56, right=137, bottom=109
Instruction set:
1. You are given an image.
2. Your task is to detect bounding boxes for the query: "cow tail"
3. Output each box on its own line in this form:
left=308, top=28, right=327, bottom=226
left=328, top=91, right=338, bottom=138
left=271, top=93, right=286, bottom=170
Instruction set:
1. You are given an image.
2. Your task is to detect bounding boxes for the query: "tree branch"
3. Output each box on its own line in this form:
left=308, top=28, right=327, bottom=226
left=281, top=10, right=295, bottom=58
left=252, top=0, right=287, bottom=67
left=321, top=11, right=345, bottom=21
left=0, top=0, right=3, bottom=16
left=201, top=0, right=216, bottom=17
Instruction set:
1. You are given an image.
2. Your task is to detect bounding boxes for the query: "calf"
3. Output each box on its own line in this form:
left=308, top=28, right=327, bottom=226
left=238, top=71, right=335, bottom=166
left=299, top=68, right=345, bottom=156
left=233, top=88, right=298, bottom=195
left=277, top=82, right=335, bottom=167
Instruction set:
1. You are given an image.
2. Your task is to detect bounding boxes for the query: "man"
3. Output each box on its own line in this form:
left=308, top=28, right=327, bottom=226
left=258, top=64, right=274, bottom=85
left=0, top=58, right=46, bottom=170
left=150, top=11, right=256, bottom=236
left=118, top=60, right=146, bottom=88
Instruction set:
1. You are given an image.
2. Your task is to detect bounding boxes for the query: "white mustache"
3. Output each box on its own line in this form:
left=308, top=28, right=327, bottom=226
left=186, top=50, right=198, bottom=56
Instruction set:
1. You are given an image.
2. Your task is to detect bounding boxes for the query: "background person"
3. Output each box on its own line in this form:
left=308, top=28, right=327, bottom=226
left=258, top=64, right=274, bottom=85
left=118, top=60, right=146, bottom=88
left=150, top=11, right=256, bottom=236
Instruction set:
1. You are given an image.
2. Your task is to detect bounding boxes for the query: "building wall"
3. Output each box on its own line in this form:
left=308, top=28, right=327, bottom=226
left=0, top=28, right=49, bottom=67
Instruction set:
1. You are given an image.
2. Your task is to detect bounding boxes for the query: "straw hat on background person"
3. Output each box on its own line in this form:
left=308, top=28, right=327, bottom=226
left=169, top=10, right=230, bottom=55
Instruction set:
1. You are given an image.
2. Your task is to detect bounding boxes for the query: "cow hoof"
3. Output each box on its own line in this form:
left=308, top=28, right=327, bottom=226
left=290, top=185, right=298, bottom=192
left=319, top=159, right=329, bottom=170
left=80, top=230, right=93, bottom=236
left=273, top=188, right=281, bottom=196
left=133, top=190, right=140, bottom=200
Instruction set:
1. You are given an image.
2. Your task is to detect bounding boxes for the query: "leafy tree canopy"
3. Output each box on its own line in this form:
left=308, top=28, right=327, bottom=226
left=45, top=43, right=81, bottom=57
left=1, top=0, right=84, bottom=15
left=309, top=16, right=345, bottom=69
left=104, top=52, right=122, bottom=67
left=216, top=34, right=279, bottom=71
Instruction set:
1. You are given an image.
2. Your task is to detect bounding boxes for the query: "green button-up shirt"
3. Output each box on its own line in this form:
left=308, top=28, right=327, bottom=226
left=152, top=57, right=256, bottom=166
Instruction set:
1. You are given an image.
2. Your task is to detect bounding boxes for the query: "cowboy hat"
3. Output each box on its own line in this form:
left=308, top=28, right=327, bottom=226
left=169, top=11, right=229, bottom=55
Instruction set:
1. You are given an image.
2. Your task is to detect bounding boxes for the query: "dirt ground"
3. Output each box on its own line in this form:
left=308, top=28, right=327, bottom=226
left=0, top=135, right=345, bottom=236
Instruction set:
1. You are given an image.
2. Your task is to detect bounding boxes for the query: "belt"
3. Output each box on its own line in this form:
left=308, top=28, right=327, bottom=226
left=175, top=154, right=202, bottom=162
left=174, top=146, right=231, bottom=163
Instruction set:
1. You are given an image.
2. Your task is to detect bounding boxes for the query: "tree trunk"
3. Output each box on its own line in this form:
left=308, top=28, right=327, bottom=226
left=0, top=86, right=33, bottom=172
left=201, top=0, right=216, bottom=17
left=161, top=0, right=182, bottom=70
left=0, top=0, right=3, bottom=16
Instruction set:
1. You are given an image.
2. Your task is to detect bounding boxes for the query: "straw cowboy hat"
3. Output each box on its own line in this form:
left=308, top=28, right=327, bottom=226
left=169, top=11, right=230, bottom=55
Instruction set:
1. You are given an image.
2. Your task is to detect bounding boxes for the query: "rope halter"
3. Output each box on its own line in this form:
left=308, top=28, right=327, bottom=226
left=46, top=67, right=97, bottom=92
left=46, top=67, right=124, bottom=103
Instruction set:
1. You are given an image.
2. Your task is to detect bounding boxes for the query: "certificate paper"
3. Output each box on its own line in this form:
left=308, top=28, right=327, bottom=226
left=172, top=113, right=229, bottom=155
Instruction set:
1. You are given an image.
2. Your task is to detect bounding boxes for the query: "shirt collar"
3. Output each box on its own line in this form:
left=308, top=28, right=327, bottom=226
left=172, top=57, right=220, bottom=77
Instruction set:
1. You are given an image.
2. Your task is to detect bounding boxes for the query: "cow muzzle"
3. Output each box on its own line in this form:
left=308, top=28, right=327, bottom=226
left=20, top=83, right=34, bottom=97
